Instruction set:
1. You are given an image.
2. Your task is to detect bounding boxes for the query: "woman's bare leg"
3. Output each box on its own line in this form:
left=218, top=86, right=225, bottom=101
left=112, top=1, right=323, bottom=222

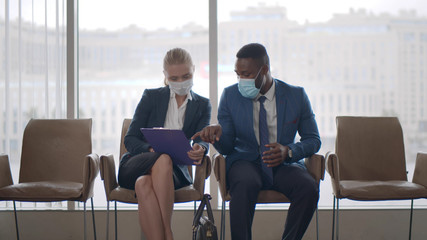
left=150, top=154, right=175, bottom=240
left=135, top=175, right=165, bottom=240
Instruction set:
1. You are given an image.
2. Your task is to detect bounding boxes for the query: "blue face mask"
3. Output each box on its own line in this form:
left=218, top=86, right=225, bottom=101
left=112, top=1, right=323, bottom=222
left=238, top=67, right=264, bottom=99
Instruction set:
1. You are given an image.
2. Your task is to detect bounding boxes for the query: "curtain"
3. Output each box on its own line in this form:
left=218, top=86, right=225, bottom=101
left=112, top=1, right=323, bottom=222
left=0, top=0, right=66, bottom=208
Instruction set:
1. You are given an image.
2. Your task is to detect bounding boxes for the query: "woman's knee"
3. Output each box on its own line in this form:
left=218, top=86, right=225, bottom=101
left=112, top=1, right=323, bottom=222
left=151, top=154, right=173, bottom=174
left=135, top=176, right=153, bottom=196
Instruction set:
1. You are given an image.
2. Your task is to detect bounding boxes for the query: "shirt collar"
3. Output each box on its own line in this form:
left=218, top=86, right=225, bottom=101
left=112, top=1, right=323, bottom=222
left=255, top=79, right=275, bottom=102
left=170, top=90, right=193, bottom=101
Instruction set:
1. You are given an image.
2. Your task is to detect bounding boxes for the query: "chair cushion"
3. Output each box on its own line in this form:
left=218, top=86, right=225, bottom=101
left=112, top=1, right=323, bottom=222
left=174, top=185, right=201, bottom=202
left=339, top=180, right=427, bottom=200
left=108, top=184, right=202, bottom=204
left=109, top=187, right=137, bottom=203
left=0, top=181, right=83, bottom=201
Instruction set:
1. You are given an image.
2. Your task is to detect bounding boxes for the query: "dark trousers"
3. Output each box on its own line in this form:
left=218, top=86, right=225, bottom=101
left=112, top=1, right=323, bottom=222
left=227, top=160, right=319, bottom=240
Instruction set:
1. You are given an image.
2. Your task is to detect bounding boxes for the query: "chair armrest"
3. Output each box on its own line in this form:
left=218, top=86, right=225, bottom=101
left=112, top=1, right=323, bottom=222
left=0, top=154, right=13, bottom=188
left=304, top=154, right=325, bottom=184
left=413, top=152, right=427, bottom=188
left=213, top=153, right=228, bottom=200
left=325, top=151, right=341, bottom=197
left=81, top=153, right=100, bottom=201
left=99, top=154, right=119, bottom=201
left=193, top=155, right=212, bottom=195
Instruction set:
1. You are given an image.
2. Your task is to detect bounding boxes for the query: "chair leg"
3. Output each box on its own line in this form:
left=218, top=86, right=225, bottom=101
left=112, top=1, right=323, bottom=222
left=106, top=201, right=110, bottom=240
left=13, top=201, right=20, bottom=240
left=332, top=197, right=335, bottom=240
left=84, top=201, right=87, bottom=240
left=336, top=198, right=340, bottom=240
left=91, top=198, right=97, bottom=240
left=315, top=207, right=319, bottom=240
left=220, top=200, right=226, bottom=240
left=115, top=201, right=118, bottom=240
left=409, top=199, right=414, bottom=240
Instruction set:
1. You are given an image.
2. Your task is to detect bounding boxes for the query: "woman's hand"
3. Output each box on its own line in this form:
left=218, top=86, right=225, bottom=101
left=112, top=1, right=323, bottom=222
left=187, top=143, right=205, bottom=165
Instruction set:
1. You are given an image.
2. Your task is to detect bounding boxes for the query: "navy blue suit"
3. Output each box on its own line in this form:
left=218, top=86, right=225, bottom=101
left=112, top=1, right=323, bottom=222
left=214, top=79, right=321, bottom=240
left=214, top=79, right=320, bottom=169
left=121, top=86, right=211, bottom=187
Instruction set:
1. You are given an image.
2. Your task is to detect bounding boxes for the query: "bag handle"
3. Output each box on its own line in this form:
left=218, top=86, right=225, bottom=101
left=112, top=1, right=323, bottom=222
left=204, top=194, right=215, bottom=224
left=193, top=194, right=207, bottom=227
left=192, top=194, right=215, bottom=227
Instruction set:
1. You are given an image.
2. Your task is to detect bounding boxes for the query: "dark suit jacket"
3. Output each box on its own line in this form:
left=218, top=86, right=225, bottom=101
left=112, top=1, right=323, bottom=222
left=214, top=78, right=321, bottom=171
left=122, top=86, right=211, bottom=184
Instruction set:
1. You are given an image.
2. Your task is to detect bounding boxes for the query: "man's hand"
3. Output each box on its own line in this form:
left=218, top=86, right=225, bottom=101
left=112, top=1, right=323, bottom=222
left=262, top=143, right=289, bottom=167
left=191, top=124, right=222, bottom=144
left=187, top=143, right=205, bottom=165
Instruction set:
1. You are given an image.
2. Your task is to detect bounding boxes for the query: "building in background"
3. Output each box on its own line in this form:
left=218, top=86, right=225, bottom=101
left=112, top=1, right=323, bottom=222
left=219, top=6, right=427, bottom=161
left=77, top=5, right=427, bottom=160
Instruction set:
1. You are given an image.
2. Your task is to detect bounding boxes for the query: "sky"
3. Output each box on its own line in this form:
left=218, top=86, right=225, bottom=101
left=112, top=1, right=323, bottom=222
left=80, top=0, right=427, bottom=30
left=2, top=0, right=427, bottom=30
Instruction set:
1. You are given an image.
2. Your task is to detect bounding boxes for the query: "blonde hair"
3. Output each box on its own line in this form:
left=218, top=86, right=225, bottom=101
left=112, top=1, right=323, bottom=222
left=163, top=48, right=194, bottom=85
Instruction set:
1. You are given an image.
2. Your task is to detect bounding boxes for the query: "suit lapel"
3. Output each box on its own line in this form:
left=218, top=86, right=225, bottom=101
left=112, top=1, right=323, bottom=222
left=240, top=95, right=257, bottom=143
left=182, top=91, right=198, bottom=134
left=158, top=87, right=170, bottom=127
left=275, top=80, right=287, bottom=142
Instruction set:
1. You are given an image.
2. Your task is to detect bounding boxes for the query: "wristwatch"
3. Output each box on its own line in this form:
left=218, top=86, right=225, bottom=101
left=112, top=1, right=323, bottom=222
left=288, top=148, right=293, bottom=159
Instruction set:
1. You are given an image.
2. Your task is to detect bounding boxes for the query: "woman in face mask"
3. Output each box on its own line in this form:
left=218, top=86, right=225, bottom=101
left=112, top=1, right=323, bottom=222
left=118, top=48, right=211, bottom=240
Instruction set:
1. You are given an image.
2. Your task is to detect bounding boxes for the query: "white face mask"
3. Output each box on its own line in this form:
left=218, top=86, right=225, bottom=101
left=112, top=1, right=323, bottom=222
left=168, top=79, right=193, bottom=96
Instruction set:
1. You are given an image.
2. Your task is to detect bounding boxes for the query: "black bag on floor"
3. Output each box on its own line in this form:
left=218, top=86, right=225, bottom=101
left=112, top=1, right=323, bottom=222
left=192, top=194, right=218, bottom=240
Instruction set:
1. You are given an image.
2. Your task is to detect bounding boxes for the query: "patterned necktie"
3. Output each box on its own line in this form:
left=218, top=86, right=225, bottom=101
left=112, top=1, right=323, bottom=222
left=258, top=96, right=273, bottom=186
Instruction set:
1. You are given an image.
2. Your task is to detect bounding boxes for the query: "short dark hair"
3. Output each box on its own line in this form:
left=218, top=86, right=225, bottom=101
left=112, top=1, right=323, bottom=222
left=236, top=43, right=270, bottom=67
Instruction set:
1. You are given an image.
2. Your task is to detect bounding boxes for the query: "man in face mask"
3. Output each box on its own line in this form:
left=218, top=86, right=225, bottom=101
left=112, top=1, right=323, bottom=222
left=193, top=43, right=321, bottom=240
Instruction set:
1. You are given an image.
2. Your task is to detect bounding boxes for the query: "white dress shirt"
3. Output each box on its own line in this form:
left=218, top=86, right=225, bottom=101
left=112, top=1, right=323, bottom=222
left=253, top=81, right=277, bottom=145
left=164, top=91, right=192, bottom=129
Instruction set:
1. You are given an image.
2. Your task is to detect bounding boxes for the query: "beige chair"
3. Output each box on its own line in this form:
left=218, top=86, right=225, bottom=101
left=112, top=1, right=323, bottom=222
left=100, top=118, right=212, bottom=240
left=213, top=153, right=325, bottom=240
left=0, top=119, right=99, bottom=240
left=326, top=116, right=427, bottom=240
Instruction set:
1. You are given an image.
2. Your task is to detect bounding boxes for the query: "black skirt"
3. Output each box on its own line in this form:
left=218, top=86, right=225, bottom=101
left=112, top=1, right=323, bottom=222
left=118, top=152, right=191, bottom=190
